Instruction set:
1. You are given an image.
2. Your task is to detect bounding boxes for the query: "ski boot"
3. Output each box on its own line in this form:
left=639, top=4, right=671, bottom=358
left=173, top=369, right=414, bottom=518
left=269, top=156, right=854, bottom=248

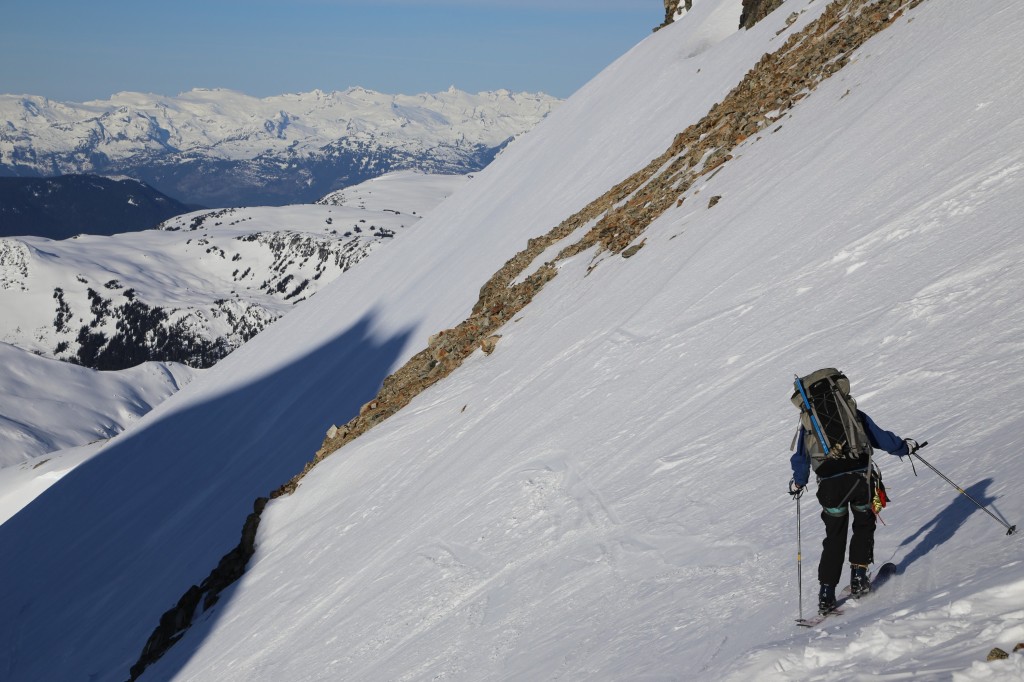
left=851, top=564, right=871, bottom=597
left=818, top=583, right=837, bottom=615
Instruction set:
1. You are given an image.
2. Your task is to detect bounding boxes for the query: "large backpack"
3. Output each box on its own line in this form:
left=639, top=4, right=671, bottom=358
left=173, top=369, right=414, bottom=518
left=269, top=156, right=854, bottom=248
left=791, top=368, right=873, bottom=474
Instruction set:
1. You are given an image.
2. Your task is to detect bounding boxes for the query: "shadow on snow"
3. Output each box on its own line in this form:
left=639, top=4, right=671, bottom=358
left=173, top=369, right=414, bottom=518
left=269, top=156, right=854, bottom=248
left=895, top=478, right=997, bottom=573
left=0, top=311, right=414, bottom=682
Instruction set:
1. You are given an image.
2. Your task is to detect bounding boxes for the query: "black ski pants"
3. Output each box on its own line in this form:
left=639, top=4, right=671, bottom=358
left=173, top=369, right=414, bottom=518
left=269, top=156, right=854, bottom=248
left=816, top=472, right=874, bottom=587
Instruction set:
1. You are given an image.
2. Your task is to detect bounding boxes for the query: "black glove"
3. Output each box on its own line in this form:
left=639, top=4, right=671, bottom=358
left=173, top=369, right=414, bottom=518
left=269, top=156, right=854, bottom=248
left=788, top=479, right=804, bottom=498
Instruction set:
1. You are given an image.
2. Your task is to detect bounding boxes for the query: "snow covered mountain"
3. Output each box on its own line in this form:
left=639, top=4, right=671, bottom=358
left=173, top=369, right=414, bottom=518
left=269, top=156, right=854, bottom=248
left=0, top=87, right=558, bottom=206
left=0, top=175, right=197, bottom=239
left=2, top=1, right=1024, bottom=681
left=0, top=171, right=470, bottom=369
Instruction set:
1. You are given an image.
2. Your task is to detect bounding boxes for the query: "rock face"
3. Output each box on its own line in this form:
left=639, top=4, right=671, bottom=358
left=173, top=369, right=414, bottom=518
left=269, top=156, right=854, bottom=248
left=739, top=0, right=786, bottom=29
left=658, top=0, right=785, bottom=32
left=128, top=498, right=268, bottom=680
left=657, top=0, right=692, bottom=29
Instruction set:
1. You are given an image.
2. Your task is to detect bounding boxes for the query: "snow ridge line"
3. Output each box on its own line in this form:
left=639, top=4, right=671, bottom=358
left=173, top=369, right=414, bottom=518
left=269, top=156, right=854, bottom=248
left=125, top=0, right=928, bottom=677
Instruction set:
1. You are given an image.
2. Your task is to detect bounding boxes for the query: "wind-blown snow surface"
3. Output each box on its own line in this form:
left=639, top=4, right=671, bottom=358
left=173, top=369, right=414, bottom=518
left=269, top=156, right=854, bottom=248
left=2, top=1, right=1024, bottom=680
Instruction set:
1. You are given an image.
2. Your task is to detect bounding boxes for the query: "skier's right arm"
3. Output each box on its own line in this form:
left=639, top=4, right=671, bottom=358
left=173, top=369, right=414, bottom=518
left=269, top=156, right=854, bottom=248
left=859, top=410, right=911, bottom=457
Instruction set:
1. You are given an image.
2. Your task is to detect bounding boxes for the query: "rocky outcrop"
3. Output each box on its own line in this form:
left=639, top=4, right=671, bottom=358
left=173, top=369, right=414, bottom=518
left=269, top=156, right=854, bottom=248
left=656, top=0, right=691, bottom=30
left=739, top=0, right=786, bottom=29
left=128, top=497, right=268, bottom=680
left=128, top=0, right=931, bottom=675
left=986, top=643, right=1024, bottom=661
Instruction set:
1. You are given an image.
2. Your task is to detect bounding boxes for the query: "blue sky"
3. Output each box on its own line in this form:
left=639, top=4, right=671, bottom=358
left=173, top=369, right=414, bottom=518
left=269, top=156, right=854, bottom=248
left=1, top=0, right=658, bottom=101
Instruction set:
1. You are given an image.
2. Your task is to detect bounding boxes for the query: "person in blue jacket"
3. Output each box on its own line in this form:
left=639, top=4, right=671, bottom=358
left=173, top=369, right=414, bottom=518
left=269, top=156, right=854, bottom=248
left=789, top=410, right=917, bottom=613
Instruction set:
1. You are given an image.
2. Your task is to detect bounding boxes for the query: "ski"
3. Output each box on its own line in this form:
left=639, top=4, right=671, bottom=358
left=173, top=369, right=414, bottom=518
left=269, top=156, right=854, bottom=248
left=796, top=606, right=844, bottom=627
left=795, top=562, right=897, bottom=627
left=866, top=561, right=898, bottom=591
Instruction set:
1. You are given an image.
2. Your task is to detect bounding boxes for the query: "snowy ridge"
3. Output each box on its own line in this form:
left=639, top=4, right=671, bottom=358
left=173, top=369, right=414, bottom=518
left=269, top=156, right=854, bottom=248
left=0, top=87, right=554, bottom=162
left=0, top=340, right=201, bottom=521
left=0, top=342, right=198, bottom=468
left=1, top=1, right=1023, bottom=681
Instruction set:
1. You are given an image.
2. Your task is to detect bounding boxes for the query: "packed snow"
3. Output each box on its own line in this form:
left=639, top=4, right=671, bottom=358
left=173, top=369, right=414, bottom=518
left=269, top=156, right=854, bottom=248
left=1, top=1, right=1022, bottom=681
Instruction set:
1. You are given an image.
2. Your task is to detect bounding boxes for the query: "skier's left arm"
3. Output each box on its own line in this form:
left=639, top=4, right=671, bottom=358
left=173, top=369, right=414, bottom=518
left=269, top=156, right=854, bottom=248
left=859, top=410, right=912, bottom=457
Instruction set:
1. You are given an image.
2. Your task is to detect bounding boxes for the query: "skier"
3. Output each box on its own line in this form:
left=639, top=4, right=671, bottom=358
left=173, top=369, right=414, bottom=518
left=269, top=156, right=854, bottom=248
left=788, top=373, right=918, bottom=615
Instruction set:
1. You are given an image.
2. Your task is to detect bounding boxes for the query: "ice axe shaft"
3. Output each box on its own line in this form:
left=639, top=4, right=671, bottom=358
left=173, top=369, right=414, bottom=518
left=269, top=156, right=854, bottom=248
left=796, top=494, right=804, bottom=621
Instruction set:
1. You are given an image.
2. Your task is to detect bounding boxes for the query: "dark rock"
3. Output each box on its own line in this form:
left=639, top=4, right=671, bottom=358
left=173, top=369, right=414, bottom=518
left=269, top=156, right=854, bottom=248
left=739, top=0, right=785, bottom=29
left=128, top=497, right=268, bottom=680
left=656, top=0, right=692, bottom=30
left=621, top=242, right=646, bottom=258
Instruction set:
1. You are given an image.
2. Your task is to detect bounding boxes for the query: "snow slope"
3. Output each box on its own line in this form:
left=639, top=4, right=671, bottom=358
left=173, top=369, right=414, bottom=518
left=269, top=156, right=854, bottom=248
left=0, top=339, right=198, bottom=523
left=0, top=440, right=106, bottom=525
left=0, top=172, right=465, bottom=519
left=2, top=1, right=1023, bottom=681
left=0, top=342, right=198, bottom=467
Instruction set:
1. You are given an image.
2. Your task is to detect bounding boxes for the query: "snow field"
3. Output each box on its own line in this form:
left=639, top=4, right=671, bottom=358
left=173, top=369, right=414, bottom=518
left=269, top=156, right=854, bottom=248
left=0, top=173, right=465, bottom=521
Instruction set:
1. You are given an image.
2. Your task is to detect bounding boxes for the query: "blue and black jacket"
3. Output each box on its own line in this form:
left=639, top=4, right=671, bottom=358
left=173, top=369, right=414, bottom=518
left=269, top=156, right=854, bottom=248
left=790, top=410, right=907, bottom=486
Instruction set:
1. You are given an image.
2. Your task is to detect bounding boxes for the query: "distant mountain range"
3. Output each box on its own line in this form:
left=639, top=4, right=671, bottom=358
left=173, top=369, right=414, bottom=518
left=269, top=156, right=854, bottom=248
left=0, top=87, right=558, bottom=207
left=0, top=175, right=199, bottom=238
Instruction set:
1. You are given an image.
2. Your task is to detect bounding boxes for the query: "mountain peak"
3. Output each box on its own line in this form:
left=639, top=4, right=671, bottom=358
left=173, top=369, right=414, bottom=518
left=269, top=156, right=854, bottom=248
left=0, top=86, right=559, bottom=206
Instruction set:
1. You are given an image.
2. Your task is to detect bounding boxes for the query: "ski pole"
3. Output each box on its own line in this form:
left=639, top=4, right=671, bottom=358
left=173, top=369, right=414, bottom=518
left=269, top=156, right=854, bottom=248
left=796, top=492, right=804, bottom=621
left=910, top=442, right=1017, bottom=536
